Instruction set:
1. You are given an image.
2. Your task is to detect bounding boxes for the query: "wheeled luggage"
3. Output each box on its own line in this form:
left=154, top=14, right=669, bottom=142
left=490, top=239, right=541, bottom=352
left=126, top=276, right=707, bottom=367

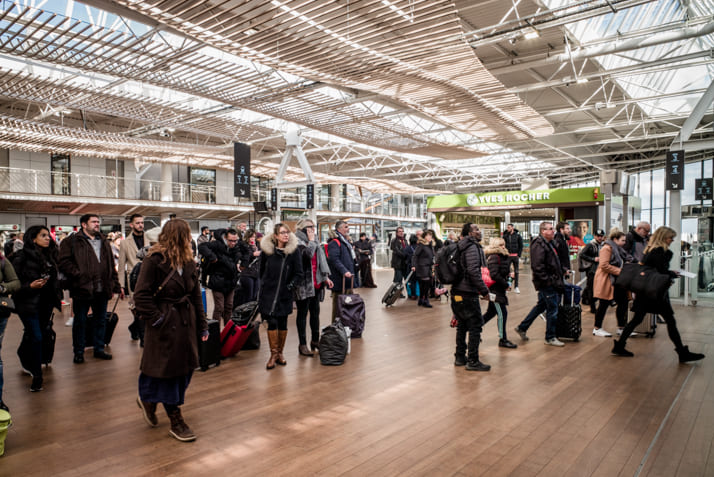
left=336, top=277, right=365, bottom=338
left=41, top=312, right=56, bottom=366
left=633, top=311, right=657, bottom=338
left=220, top=301, right=259, bottom=358
left=231, top=300, right=260, bottom=350
left=85, top=297, right=120, bottom=347
left=198, top=319, right=221, bottom=371
left=318, top=319, right=349, bottom=366
left=382, top=271, right=413, bottom=306
left=557, top=277, right=582, bottom=341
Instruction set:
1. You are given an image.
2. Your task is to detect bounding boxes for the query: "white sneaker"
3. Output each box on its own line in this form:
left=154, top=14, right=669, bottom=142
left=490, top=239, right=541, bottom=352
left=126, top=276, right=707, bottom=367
left=514, top=287, right=520, bottom=294
left=544, top=337, right=565, bottom=347
left=616, top=329, right=638, bottom=337
left=593, top=328, right=612, bottom=337
left=65, top=316, right=74, bottom=327
left=538, top=313, right=546, bottom=322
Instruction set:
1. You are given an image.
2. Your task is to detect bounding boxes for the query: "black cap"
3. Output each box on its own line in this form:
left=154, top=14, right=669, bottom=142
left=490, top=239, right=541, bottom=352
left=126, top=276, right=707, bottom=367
left=595, top=229, right=605, bottom=236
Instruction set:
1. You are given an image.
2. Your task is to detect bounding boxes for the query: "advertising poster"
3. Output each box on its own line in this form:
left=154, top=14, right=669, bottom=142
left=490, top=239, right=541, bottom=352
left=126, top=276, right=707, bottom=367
left=568, top=219, right=593, bottom=248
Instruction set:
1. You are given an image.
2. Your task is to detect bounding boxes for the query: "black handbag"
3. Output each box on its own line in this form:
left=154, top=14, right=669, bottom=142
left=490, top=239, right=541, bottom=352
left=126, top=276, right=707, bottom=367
left=615, top=262, right=671, bottom=300
left=0, top=294, right=14, bottom=313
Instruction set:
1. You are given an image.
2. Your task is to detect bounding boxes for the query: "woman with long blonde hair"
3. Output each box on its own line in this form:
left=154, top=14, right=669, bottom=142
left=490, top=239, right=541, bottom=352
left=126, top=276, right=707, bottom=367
left=482, top=237, right=517, bottom=348
left=133, top=219, right=208, bottom=442
left=612, top=226, right=704, bottom=363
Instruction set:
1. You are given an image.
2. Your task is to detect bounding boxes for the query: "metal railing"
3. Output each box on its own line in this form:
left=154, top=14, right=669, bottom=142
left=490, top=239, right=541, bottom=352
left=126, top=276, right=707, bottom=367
left=0, top=166, right=428, bottom=218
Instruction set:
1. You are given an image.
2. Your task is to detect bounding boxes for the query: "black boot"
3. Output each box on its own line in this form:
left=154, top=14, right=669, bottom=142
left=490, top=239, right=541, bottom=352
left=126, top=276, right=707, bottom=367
left=676, top=346, right=705, bottom=363
left=454, top=354, right=466, bottom=366
left=611, top=339, right=634, bottom=357
left=465, top=360, right=491, bottom=371
left=499, top=339, right=517, bottom=349
left=422, top=298, right=433, bottom=308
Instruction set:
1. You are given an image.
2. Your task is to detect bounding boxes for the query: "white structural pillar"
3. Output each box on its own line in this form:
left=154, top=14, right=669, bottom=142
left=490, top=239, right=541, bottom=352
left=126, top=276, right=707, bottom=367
left=160, top=163, right=173, bottom=202
left=668, top=79, right=714, bottom=298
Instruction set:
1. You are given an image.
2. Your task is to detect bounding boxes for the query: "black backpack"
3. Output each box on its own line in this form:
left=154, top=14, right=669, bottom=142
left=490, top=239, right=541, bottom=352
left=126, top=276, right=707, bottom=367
left=129, top=261, right=142, bottom=291
left=434, top=241, right=473, bottom=285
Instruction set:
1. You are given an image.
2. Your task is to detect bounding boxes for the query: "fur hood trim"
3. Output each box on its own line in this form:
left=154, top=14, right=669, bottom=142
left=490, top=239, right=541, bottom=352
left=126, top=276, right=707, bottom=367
left=484, top=244, right=509, bottom=256
left=260, top=231, right=299, bottom=256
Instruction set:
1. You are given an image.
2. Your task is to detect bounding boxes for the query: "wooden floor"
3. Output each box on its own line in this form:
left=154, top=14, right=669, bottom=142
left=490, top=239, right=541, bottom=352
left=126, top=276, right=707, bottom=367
left=1, top=269, right=713, bottom=476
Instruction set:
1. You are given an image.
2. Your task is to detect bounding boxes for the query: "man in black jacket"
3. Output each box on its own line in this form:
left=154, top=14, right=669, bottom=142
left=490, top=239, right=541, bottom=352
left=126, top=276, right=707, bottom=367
left=503, top=224, right=523, bottom=293
left=515, top=221, right=565, bottom=347
left=553, top=221, right=572, bottom=278
left=198, top=228, right=240, bottom=326
left=625, top=221, right=650, bottom=262
left=59, top=214, right=123, bottom=363
left=451, top=223, right=491, bottom=371
left=578, top=229, right=605, bottom=314
left=390, top=227, right=409, bottom=295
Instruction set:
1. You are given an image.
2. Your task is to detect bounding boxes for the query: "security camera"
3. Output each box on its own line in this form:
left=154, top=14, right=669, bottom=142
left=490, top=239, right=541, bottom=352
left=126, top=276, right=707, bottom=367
left=159, top=129, right=170, bottom=137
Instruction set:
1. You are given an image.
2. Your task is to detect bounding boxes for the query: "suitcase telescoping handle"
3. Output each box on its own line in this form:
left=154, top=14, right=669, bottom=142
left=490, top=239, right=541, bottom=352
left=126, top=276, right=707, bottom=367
left=110, top=294, right=120, bottom=315
left=404, top=270, right=414, bottom=283
left=341, top=275, right=355, bottom=292
left=562, top=273, right=576, bottom=306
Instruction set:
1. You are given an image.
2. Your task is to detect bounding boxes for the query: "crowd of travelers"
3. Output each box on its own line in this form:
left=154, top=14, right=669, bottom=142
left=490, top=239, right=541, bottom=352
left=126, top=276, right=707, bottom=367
left=0, top=214, right=704, bottom=443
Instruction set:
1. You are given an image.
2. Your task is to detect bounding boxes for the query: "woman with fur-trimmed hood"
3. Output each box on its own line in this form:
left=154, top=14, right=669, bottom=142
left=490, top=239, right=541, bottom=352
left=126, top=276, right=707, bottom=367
left=482, top=237, right=518, bottom=349
left=258, top=222, right=303, bottom=370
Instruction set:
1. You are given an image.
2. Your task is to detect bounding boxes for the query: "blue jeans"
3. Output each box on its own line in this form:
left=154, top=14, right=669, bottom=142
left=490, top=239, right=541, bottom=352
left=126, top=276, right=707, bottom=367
left=392, top=267, right=407, bottom=284
left=518, top=286, right=559, bottom=340
left=451, top=295, right=484, bottom=362
left=73, top=296, right=109, bottom=354
left=0, top=315, right=8, bottom=400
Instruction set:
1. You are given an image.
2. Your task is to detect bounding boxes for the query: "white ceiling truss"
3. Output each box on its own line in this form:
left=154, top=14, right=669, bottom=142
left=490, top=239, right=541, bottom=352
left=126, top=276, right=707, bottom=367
left=0, top=0, right=711, bottom=195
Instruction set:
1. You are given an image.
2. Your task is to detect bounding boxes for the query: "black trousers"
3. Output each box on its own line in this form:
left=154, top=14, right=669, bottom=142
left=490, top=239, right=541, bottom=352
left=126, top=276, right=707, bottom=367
left=507, top=256, right=520, bottom=287
left=452, top=295, right=484, bottom=362
left=594, top=286, right=628, bottom=328
left=295, top=296, right=320, bottom=345
left=619, top=296, right=683, bottom=349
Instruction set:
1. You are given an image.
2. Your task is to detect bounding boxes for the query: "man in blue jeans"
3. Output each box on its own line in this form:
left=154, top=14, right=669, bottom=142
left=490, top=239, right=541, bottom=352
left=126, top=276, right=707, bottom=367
left=515, top=221, right=565, bottom=347
left=59, top=214, right=123, bottom=363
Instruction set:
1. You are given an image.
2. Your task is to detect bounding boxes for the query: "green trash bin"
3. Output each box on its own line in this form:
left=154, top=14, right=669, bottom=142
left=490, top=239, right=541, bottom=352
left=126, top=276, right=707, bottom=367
left=0, top=409, right=11, bottom=456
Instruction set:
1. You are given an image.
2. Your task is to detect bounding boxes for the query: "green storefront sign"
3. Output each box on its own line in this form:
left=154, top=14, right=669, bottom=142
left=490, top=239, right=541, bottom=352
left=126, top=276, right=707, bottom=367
left=427, top=187, right=602, bottom=211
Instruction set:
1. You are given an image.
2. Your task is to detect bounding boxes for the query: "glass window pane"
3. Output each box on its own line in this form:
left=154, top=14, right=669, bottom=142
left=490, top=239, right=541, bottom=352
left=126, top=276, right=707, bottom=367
left=651, top=208, right=665, bottom=230
left=682, top=162, right=701, bottom=205
left=638, top=171, right=651, bottom=208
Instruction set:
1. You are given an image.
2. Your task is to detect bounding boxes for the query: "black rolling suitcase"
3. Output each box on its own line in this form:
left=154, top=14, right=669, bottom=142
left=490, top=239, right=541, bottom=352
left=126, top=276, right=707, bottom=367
left=382, top=271, right=413, bottom=306
left=85, top=297, right=120, bottom=347
left=556, top=277, right=582, bottom=341
left=198, top=319, right=221, bottom=371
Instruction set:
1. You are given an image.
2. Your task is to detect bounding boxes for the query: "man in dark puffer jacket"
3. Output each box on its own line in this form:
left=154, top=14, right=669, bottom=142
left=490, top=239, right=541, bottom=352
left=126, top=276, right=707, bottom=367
left=198, top=228, right=240, bottom=326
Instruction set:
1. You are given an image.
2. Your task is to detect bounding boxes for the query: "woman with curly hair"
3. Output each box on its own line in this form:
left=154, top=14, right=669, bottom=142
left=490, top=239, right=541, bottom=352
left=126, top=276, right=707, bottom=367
left=133, top=219, right=208, bottom=442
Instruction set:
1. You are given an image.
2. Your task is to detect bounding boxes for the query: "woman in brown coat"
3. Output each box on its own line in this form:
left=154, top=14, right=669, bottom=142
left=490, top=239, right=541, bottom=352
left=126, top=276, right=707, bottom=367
left=592, top=229, right=631, bottom=337
left=133, top=219, right=208, bottom=442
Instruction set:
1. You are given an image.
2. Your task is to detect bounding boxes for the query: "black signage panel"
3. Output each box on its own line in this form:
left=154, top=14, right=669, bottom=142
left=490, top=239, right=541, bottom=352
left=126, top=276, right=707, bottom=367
left=695, top=178, right=713, bottom=201
left=665, top=149, right=684, bottom=190
left=270, top=188, right=278, bottom=210
left=306, top=184, right=314, bottom=209
left=233, top=142, right=251, bottom=198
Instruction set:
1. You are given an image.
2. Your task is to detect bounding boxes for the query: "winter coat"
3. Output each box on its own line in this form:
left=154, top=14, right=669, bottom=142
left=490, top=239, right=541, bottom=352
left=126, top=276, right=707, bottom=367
left=258, top=232, right=302, bottom=317
left=578, top=239, right=602, bottom=272
left=294, top=229, right=319, bottom=301
left=11, top=246, right=62, bottom=316
left=625, top=230, right=648, bottom=262
left=198, top=236, right=240, bottom=294
left=0, top=256, right=20, bottom=319
left=593, top=242, right=624, bottom=301
left=530, top=235, right=563, bottom=291
left=412, top=241, right=435, bottom=280
left=354, top=238, right=373, bottom=264
left=390, top=236, right=408, bottom=269
left=327, top=234, right=359, bottom=292
left=58, top=231, right=120, bottom=300
left=484, top=246, right=510, bottom=305
left=451, top=237, right=489, bottom=298
left=133, top=253, right=207, bottom=379
left=502, top=229, right=523, bottom=257
left=241, top=241, right=261, bottom=279
left=632, top=247, right=676, bottom=315
left=118, top=233, right=142, bottom=291
left=553, top=232, right=571, bottom=272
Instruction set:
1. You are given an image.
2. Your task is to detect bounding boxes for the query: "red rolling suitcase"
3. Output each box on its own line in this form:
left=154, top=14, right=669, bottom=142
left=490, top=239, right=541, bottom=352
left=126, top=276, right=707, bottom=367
left=220, top=301, right=259, bottom=358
